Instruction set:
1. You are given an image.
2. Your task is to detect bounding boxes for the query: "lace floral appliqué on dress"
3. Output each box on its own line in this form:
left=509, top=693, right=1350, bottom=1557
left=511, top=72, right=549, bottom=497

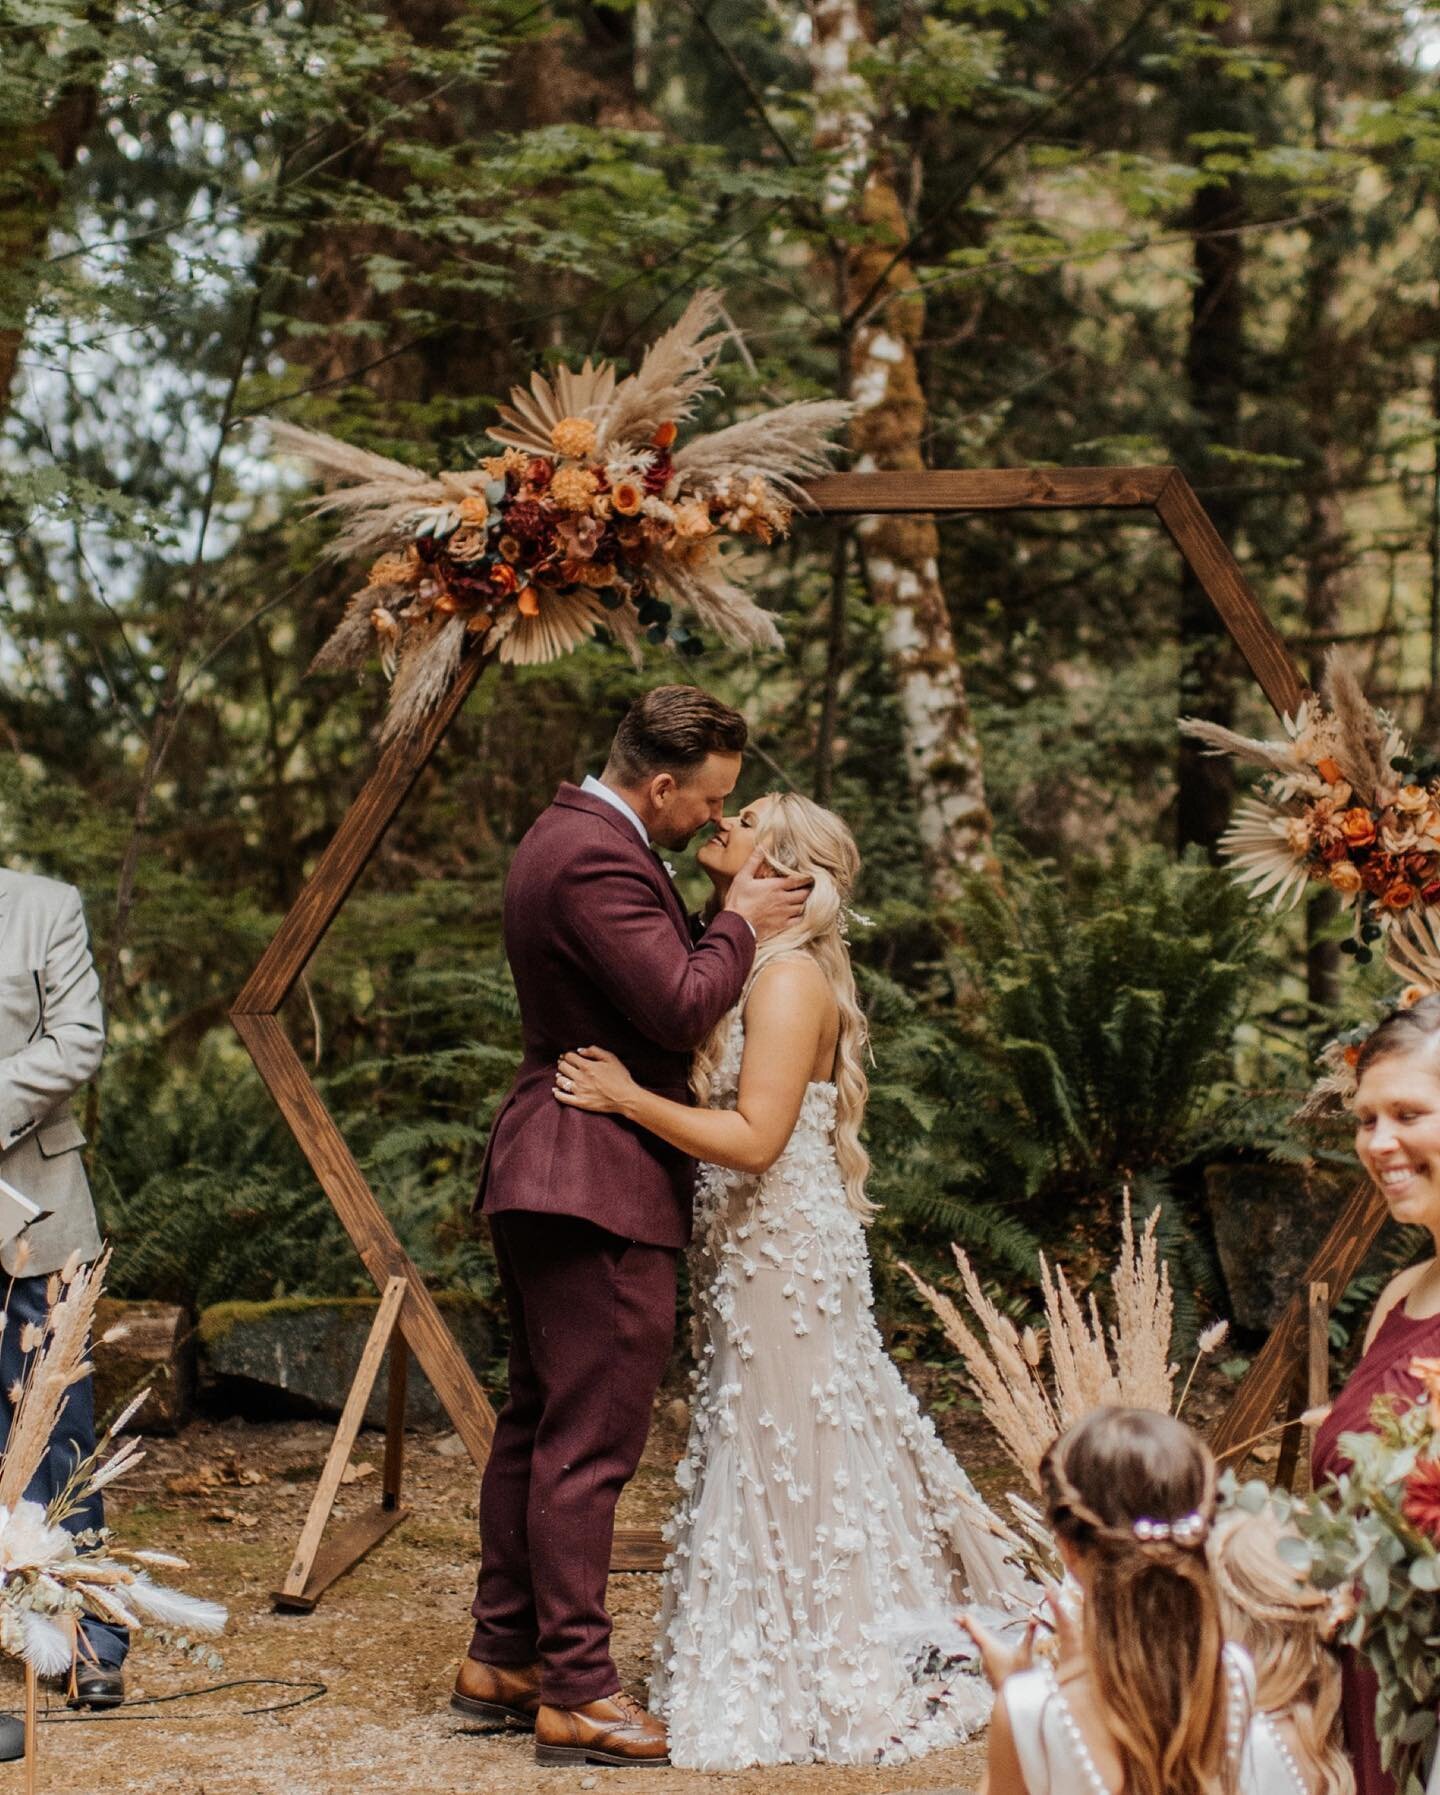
left=651, top=1011, right=1025, bottom=1769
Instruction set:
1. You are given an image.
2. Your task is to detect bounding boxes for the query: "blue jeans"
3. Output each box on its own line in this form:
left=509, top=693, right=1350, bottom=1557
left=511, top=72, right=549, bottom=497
left=0, top=1271, right=127, bottom=1668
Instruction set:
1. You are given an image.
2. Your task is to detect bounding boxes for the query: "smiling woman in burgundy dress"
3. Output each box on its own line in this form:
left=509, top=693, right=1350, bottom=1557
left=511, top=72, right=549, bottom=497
left=1311, top=993, right=1440, bottom=1795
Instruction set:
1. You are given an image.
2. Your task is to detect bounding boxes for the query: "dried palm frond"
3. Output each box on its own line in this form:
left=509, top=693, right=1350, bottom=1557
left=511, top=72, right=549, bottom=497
left=495, top=587, right=608, bottom=666
left=491, top=360, right=619, bottom=458
left=600, top=288, right=728, bottom=447
left=1216, top=799, right=1323, bottom=913
left=674, top=399, right=854, bottom=498
left=1384, top=907, right=1440, bottom=988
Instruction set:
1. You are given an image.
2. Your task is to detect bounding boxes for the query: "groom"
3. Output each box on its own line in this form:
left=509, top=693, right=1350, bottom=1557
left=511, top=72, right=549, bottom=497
left=453, top=686, right=808, bottom=1768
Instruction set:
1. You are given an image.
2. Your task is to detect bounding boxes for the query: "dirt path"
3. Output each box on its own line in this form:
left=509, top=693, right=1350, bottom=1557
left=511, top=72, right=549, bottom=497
left=15, top=1404, right=990, bottom=1795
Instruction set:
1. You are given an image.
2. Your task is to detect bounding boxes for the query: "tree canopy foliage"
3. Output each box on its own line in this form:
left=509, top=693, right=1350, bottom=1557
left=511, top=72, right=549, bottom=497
left=3, top=0, right=1439, bottom=1325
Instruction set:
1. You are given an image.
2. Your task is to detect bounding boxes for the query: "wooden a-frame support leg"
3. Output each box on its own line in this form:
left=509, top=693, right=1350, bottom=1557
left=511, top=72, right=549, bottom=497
left=273, top=1276, right=412, bottom=1613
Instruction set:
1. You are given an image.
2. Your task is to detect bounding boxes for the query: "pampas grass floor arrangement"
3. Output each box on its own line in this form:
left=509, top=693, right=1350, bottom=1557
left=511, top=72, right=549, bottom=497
left=0, top=1247, right=226, bottom=1789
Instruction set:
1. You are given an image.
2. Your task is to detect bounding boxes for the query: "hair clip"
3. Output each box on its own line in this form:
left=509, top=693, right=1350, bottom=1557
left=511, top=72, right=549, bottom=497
left=1133, top=1511, right=1208, bottom=1547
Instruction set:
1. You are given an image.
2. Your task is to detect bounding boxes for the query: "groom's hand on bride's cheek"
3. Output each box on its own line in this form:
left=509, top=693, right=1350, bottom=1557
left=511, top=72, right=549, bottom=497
left=725, top=849, right=812, bottom=941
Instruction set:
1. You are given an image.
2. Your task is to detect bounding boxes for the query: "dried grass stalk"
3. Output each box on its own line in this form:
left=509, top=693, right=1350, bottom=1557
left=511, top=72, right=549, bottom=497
left=905, top=1199, right=1179, bottom=1490
left=900, top=1258, right=1058, bottom=1489
left=0, top=1253, right=107, bottom=1511
left=1322, top=648, right=1387, bottom=806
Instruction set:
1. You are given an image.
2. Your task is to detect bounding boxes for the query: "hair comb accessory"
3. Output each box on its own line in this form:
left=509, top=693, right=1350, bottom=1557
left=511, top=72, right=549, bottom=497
left=1133, top=1510, right=1209, bottom=1547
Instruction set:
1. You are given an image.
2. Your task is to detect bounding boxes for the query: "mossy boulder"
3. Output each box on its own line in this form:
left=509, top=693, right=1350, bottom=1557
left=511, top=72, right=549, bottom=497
left=198, top=1293, right=492, bottom=1427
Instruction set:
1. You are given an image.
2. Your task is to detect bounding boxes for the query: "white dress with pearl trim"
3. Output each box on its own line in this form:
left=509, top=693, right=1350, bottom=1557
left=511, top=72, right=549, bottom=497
left=1003, top=1643, right=1301, bottom=1794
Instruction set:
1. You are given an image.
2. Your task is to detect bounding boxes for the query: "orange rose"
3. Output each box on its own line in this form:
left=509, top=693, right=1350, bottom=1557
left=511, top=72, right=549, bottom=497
left=1385, top=881, right=1418, bottom=910
left=489, top=563, right=518, bottom=596
left=611, top=480, right=644, bottom=517
left=1340, top=808, right=1378, bottom=848
left=1328, top=862, right=1363, bottom=895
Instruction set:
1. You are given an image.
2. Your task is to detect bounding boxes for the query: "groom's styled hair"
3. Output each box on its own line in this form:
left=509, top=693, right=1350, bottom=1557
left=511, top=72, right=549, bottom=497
left=605, top=686, right=747, bottom=786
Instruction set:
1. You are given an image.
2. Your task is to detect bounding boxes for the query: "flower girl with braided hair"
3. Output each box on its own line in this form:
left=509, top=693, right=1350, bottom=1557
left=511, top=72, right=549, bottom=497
left=965, top=1407, right=1263, bottom=1795
left=1211, top=1509, right=1354, bottom=1795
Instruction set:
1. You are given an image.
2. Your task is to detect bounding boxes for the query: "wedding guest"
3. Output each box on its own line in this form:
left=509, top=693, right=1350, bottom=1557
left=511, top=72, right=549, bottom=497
left=1211, top=1508, right=1354, bottom=1795
left=0, top=865, right=126, bottom=1708
left=1311, top=991, right=1440, bottom=1795
left=962, top=1407, right=1253, bottom=1795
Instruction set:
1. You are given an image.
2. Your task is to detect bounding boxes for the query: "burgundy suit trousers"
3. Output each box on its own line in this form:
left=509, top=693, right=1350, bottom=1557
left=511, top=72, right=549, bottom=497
left=469, top=1210, right=676, bottom=1707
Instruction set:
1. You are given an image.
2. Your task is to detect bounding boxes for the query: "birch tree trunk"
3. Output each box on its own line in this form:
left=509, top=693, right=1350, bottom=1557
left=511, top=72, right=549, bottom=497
left=809, top=0, right=996, bottom=898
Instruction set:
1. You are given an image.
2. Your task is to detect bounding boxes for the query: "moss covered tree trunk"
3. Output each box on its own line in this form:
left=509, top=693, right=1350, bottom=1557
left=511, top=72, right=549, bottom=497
left=810, top=0, right=995, bottom=900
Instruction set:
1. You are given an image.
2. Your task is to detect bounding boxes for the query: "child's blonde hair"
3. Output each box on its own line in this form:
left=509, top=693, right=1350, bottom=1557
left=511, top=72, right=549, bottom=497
left=1210, top=1507, right=1354, bottom=1795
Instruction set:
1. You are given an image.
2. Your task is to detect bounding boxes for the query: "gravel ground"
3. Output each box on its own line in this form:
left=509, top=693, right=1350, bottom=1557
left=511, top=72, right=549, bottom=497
left=11, top=1400, right=992, bottom=1795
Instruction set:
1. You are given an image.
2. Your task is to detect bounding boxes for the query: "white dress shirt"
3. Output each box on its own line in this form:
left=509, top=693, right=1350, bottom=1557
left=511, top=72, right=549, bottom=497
left=581, top=775, right=650, bottom=846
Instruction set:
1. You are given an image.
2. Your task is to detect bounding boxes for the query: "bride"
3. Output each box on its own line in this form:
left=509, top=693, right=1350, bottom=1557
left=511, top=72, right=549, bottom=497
left=553, top=791, right=1026, bottom=1769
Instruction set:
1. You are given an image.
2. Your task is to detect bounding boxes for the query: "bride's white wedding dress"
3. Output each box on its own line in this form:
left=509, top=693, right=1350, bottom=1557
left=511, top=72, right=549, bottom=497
left=650, top=1001, right=1027, bottom=1770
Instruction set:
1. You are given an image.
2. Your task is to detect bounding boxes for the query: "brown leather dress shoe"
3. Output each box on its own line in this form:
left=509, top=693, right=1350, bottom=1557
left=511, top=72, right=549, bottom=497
left=533, top=1691, right=670, bottom=1767
left=450, top=1657, right=542, bottom=1731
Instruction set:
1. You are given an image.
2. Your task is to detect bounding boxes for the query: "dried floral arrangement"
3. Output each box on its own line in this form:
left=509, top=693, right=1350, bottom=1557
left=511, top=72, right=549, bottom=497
left=1181, top=650, right=1440, bottom=986
left=902, top=1203, right=1227, bottom=1493
left=271, top=290, right=850, bottom=739
left=1265, top=1360, right=1440, bottom=1794
left=0, top=1249, right=225, bottom=1677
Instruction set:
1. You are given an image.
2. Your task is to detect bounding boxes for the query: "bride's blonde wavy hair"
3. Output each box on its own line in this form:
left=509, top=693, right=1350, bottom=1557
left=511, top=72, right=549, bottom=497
left=691, top=792, right=876, bottom=1219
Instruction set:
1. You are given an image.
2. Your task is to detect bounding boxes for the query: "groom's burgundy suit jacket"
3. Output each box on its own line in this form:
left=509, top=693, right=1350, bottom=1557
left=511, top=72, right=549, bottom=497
left=476, top=783, right=755, bottom=1249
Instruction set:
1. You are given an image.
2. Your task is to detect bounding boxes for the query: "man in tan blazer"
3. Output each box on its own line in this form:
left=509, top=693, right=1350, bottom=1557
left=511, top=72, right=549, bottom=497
left=0, top=866, right=126, bottom=1704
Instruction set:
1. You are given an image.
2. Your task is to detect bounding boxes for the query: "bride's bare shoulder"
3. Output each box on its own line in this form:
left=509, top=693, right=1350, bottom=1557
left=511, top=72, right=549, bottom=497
left=748, top=953, right=831, bottom=1009
left=742, top=955, right=835, bottom=1043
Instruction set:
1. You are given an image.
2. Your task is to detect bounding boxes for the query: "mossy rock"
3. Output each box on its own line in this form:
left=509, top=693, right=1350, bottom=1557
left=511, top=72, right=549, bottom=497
left=197, top=1293, right=492, bottom=1427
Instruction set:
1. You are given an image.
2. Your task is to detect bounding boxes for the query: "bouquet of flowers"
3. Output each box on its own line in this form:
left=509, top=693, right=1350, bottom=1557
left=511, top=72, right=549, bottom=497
left=0, top=1248, right=226, bottom=1678
left=1180, top=650, right=1440, bottom=986
left=1272, top=1361, right=1440, bottom=1795
left=272, top=290, right=850, bottom=739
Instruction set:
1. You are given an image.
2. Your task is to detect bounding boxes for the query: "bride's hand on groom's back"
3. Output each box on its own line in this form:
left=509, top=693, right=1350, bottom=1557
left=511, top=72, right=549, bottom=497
left=554, top=1045, right=636, bottom=1115
left=725, top=848, right=811, bottom=941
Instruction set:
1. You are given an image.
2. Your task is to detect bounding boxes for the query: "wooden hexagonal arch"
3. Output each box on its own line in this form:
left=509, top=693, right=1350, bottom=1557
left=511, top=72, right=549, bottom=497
left=231, top=465, right=1377, bottom=1555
